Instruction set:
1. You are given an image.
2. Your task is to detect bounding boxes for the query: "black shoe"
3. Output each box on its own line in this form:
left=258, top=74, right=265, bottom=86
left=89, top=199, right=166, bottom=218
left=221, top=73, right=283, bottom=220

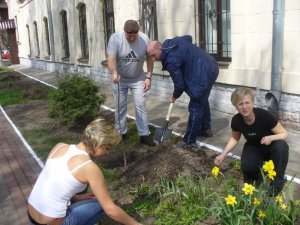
left=198, top=129, right=213, bottom=137
left=269, top=180, right=285, bottom=197
left=122, top=134, right=127, bottom=140
left=140, top=135, right=156, bottom=146
left=178, top=140, right=198, bottom=149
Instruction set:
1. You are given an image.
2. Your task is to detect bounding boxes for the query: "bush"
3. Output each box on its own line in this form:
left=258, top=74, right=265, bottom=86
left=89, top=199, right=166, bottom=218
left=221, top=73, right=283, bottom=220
left=48, top=74, right=106, bottom=125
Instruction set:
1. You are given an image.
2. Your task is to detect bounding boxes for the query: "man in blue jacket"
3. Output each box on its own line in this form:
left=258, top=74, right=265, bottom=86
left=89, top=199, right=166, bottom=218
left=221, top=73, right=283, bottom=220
left=147, top=36, right=219, bottom=148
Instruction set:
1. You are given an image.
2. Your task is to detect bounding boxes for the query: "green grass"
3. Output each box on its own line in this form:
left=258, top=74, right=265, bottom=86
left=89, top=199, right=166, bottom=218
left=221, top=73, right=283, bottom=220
left=0, top=66, right=14, bottom=73
left=0, top=88, right=25, bottom=106
left=23, top=127, right=79, bottom=161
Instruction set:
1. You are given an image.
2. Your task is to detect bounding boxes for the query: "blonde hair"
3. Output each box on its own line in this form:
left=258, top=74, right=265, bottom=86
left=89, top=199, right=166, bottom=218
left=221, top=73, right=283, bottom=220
left=81, top=118, right=121, bottom=155
left=231, top=87, right=255, bottom=106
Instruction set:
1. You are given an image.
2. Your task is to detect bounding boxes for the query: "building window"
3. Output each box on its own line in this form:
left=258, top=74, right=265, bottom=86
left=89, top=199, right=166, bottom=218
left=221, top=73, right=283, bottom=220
left=198, top=0, right=231, bottom=61
left=77, top=3, right=89, bottom=59
left=43, top=17, right=51, bottom=57
left=60, top=10, right=70, bottom=59
left=33, top=21, right=40, bottom=57
left=26, top=25, right=31, bottom=56
left=103, top=0, right=115, bottom=47
left=140, top=0, right=158, bottom=40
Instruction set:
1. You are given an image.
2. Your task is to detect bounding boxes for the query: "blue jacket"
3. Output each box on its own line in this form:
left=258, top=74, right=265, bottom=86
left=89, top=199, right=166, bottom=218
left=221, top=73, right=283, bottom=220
left=161, top=35, right=219, bottom=100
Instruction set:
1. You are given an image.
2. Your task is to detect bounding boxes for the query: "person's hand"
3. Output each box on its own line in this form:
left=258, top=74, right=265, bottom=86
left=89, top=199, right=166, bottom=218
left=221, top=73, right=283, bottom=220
left=144, top=78, right=151, bottom=92
left=214, top=153, right=226, bottom=165
left=260, top=135, right=273, bottom=145
left=169, top=96, right=176, bottom=103
left=111, top=72, right=120, bottom=84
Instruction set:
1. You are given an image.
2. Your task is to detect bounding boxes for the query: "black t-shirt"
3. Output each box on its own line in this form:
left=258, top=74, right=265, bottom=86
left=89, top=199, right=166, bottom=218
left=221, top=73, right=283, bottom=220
left=231, top=108, right=278, bottom=146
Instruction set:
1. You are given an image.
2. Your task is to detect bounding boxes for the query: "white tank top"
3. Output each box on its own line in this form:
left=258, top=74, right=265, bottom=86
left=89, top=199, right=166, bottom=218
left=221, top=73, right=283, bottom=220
left=28, top=144, right=92, bottom=218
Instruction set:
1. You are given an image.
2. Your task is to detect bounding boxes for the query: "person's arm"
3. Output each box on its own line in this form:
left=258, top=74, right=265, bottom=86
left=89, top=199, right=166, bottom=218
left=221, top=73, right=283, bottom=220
left=144, top=53, right=154, bottom=92
left=260, top=122, right=288, bottom=145
left=84, top=163, right=141, bottom=225
left=214, top=131, right=241, bottom=165
left=107, top=54, right=120, bottom=84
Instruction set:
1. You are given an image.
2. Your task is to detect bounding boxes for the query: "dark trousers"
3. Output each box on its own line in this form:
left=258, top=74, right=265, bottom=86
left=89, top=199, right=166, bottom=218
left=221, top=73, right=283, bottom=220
left=184, top=92, right=211, bottom=144
left=241, top=140, right=289, bottom=187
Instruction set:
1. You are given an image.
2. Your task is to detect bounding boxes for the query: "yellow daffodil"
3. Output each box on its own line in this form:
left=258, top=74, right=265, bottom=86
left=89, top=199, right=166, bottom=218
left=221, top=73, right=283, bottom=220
left=263, top=160, right=275, bottom=173
left=280, top=203, right=287, bottom=210
left=253, top=197, right=261, bottom=206
left=275, top=195, right=283, bottom=203
left=212, top=166, right=219, bottom=177
left=267, top=170, right=276, bottom=180
left=225, top=195, right=237, bottom=206
left=242, top=183, right=255, bottom=195
left=258, top=210, right=265, bottom=219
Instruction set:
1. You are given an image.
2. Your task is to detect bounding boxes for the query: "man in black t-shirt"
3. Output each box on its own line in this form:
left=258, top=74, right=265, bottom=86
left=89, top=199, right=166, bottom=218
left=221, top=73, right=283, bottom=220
left=214, top=87, right=289, bottom=196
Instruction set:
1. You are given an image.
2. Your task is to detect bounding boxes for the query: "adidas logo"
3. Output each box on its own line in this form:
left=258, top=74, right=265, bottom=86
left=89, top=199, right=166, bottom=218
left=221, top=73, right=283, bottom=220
left=123, top=51, right=140, bottom=62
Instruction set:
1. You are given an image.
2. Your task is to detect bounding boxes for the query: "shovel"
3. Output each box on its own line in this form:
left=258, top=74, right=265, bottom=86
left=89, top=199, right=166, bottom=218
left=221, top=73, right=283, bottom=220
left=153, top=102, right=174, bottom=144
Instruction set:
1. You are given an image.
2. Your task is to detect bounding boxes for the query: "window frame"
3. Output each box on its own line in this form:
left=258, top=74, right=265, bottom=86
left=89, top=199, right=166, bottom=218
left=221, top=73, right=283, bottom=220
left=77, top=3, right=89, bottom=60
left=198, top=0, right=231, bottom=62
left=140, top=0, right=158, bottom=40
left=60, top=10, right=70, bottom=60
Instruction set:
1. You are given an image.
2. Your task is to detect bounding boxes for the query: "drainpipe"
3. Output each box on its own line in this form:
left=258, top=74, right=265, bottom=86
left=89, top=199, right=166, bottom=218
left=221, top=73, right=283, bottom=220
left=265, top=0, right=284, bottom=117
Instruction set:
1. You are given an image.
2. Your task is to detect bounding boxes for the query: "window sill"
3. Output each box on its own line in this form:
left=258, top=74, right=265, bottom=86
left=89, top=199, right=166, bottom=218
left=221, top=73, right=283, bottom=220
left=218, top=61, right=230, bottom=69
left=77, top=57, right=89, bottom=64
left=61, top=57, right=70, bottom=62
left=101, top=59, right=108, bottom=66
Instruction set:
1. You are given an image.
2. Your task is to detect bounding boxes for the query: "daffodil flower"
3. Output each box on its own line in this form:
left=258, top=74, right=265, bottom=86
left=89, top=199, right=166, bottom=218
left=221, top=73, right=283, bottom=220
left=275, top=195, right=283, bottom=203
left=267, top=170, right=276, bottom=180
left=258, top=210, right=265, bottom=219
left=280, top=203, right=287, bottom=210
left=242, top=183, right=255, bottom=195
left=253, top=197, right=261, bottom=206
left=225, top=194, right=237, bottom=206
left=263, top=160, right=275, bottom=173
left=212, top=166, right=219, bottom=177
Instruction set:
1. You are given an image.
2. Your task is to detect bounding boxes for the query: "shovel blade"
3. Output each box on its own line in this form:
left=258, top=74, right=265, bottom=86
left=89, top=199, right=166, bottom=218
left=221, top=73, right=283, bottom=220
left=153, top=127, right=173, bottom=144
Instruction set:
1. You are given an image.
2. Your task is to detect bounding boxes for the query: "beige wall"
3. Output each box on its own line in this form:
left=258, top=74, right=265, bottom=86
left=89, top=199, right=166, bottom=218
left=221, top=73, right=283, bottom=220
left=7, top=0, right=300, bottom=95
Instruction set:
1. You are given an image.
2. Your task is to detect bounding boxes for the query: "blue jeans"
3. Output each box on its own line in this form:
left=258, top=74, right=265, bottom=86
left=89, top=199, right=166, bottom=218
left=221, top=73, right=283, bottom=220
left=112, top=80, right=150, bottom=136
left=61, top=199, right=105, bottom=225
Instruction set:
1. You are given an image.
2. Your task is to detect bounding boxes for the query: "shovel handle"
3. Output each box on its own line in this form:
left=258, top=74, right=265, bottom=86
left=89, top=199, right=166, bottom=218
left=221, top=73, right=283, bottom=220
left=166, top=103, right=174, bottom=121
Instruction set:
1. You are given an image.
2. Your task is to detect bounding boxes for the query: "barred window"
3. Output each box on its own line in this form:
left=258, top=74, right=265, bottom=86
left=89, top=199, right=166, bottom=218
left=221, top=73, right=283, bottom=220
left=60, top=10, right=70, bottom=58
left=43, top=17, right=51, bottom=56
left=33, top=21, right=40, bottom=57
left=198, top=0, right=231, bottom=61
left=26, top=24, right=32, bottom=56
left=77, top=3, right=89, bottom=59
left=140, top=0, right=158, bottom=40
left=103, top=0, right=115, bottom=47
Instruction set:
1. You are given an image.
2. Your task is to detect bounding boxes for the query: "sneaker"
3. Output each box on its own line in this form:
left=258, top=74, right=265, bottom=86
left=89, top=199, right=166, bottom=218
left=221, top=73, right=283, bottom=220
left=198, top=129, right=213, bottom=137
left=140, top=135, right=156, bottom=146
left=177, top=140, right=198, bottom=149
left=122, top=134, right=127, bottom=140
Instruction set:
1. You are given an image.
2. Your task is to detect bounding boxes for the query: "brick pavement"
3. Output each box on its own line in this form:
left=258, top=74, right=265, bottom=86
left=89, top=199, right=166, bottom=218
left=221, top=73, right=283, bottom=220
left=0, top=107, right=42, bottom=225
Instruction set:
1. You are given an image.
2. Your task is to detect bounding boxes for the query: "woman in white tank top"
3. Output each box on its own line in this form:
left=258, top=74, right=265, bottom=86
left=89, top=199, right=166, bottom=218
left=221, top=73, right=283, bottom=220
left=27, top=118, right=143, bottom=225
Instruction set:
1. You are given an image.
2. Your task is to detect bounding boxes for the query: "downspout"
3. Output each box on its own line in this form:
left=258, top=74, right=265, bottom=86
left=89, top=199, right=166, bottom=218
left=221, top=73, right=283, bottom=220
left=265, top=0, right=284, bottom=117
left=46, top=0, right=55, bottom=61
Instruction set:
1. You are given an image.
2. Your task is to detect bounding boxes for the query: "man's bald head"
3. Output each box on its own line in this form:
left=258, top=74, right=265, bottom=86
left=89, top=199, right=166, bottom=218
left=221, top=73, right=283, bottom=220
left=147, top=41, right=163, bottom=61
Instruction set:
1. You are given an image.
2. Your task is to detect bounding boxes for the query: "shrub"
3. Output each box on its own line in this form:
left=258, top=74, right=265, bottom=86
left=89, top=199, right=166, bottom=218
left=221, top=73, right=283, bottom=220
left=48, top=74, right=106, bottom=125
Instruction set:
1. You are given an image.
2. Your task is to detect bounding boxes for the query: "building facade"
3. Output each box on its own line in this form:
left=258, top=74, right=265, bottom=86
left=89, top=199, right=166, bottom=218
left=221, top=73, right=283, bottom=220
left=5, top=0, right=300, bottom=129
